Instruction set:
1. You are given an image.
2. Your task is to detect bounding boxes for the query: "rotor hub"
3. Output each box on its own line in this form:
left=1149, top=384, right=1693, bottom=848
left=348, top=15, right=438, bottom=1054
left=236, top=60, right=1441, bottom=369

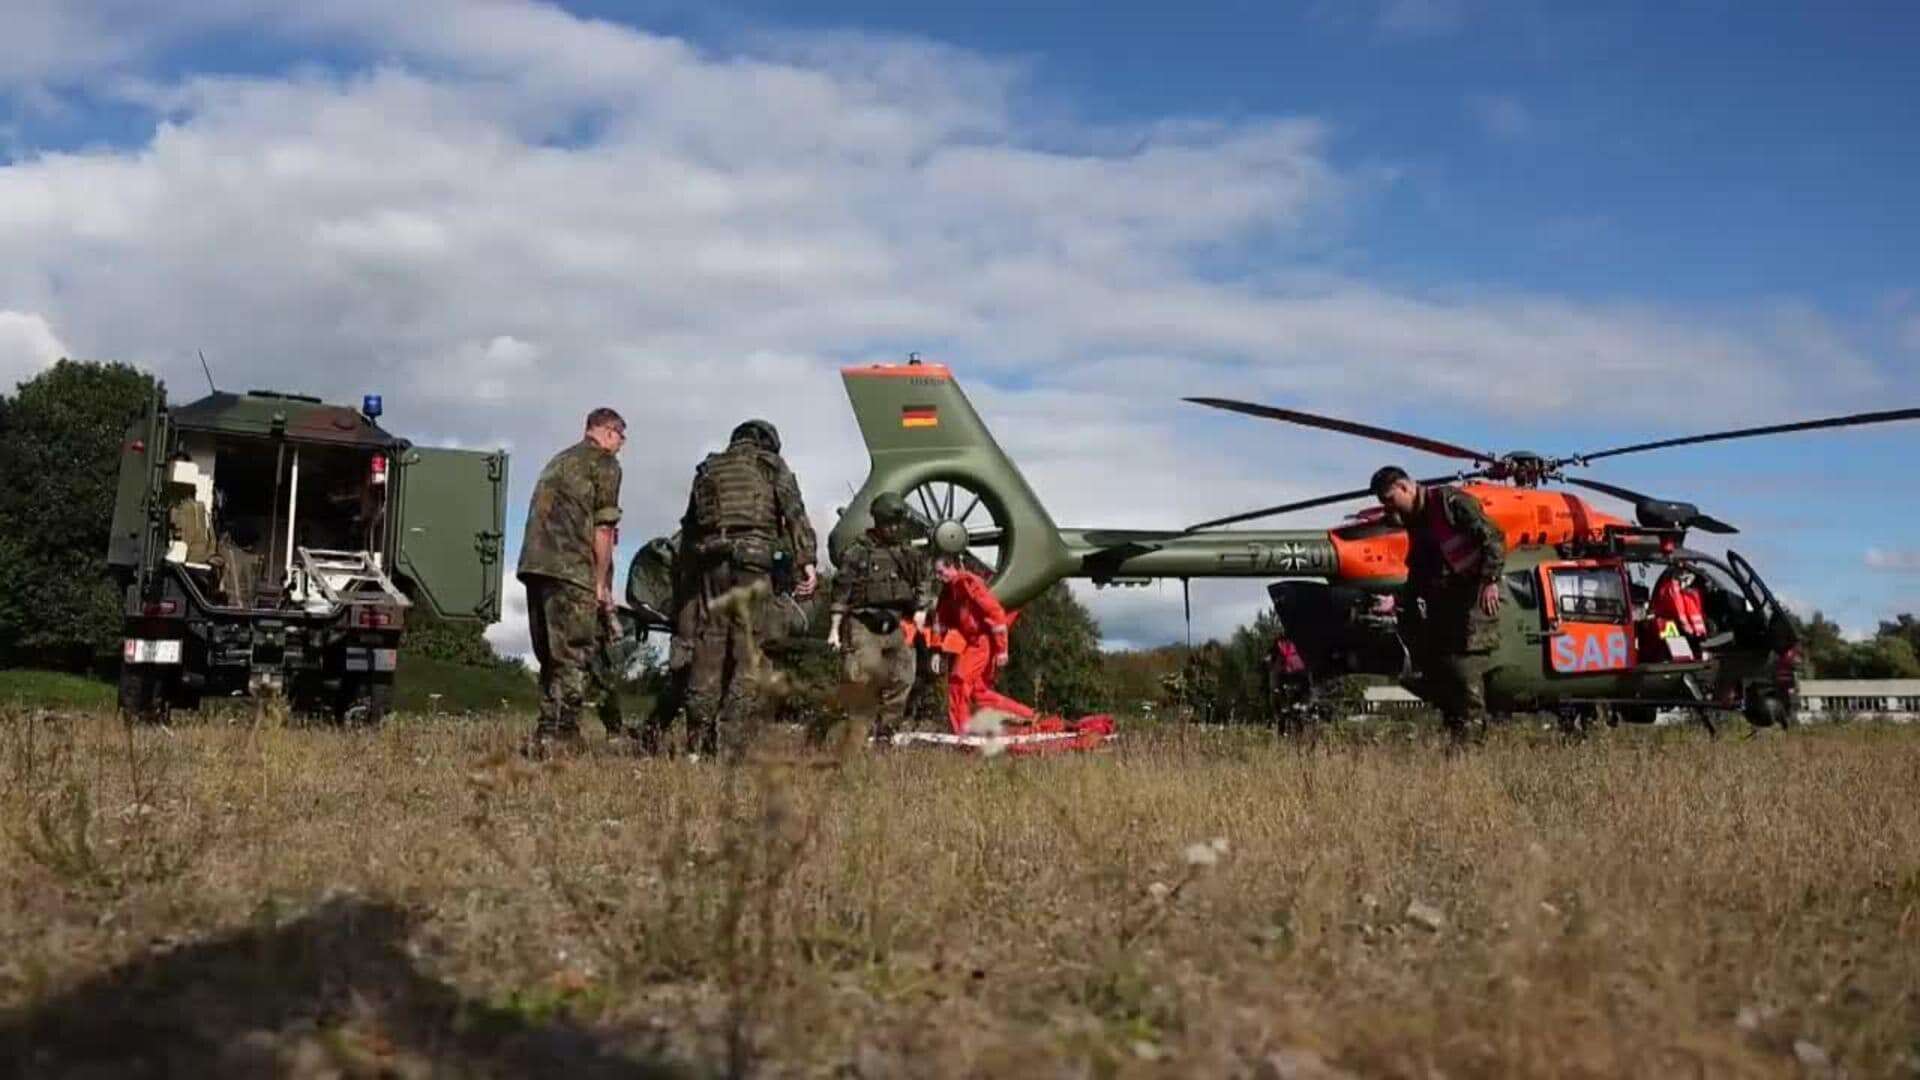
left=932, top=519, right=971, bottom=555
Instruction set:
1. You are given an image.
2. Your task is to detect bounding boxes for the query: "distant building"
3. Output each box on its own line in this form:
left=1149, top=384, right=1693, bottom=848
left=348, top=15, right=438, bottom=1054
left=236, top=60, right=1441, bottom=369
left=1797, top=679, right=1920, bottom=721
left=1359, top=679, right=1920, bottom=722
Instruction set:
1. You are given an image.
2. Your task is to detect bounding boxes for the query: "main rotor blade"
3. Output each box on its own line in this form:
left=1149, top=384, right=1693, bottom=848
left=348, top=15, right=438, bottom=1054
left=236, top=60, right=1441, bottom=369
left=1184, top=487, right=1376, bottom=532
left=1568, top=407, right=1920, bottom=465
left=1560, top=475, right=1663, bottom=506
left=1186, top=472, right=1476, bottom=533
left=1561, top=477, right=1740, bottom=535
left=1185, top=397, right=1500, bottom=465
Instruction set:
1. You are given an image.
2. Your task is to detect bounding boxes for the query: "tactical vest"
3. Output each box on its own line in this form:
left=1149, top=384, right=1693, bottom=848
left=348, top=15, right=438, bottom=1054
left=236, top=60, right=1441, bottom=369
left=846, top=543, right=919, bottom=610
left=1423, top=487, right=1484, bottom=577
left=691, top=445, right=777, bottom=536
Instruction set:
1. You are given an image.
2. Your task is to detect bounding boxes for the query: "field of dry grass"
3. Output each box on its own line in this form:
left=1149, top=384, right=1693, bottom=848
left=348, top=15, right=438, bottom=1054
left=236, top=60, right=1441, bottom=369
left=2, top=709, right=1917, bottom=1078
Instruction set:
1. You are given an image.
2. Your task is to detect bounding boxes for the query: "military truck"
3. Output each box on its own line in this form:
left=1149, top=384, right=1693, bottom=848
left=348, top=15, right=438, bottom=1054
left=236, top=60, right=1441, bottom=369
left=106, top=389, right=508, bottom=723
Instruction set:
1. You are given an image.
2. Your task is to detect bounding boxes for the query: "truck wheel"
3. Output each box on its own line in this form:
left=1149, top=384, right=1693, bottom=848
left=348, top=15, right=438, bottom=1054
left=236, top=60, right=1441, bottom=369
left=118, top=665, right=172, bottom=725
left=336, top=676, right=393, bottom=727
left=365, top=676, right=393, bottom=727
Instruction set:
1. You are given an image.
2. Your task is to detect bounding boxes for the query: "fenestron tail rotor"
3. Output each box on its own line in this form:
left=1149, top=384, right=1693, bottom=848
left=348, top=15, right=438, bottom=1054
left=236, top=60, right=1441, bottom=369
left=903, top=477, right=1009, bottom=577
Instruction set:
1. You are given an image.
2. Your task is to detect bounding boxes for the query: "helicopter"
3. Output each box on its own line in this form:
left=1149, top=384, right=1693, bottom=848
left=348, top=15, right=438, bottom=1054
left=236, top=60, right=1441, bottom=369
left=824, top=359, right=1920, bottom=730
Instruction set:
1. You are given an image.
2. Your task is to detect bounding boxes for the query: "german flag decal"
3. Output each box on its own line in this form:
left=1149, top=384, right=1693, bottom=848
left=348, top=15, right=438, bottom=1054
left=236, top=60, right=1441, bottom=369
left=901, top=405, right=939, bottom=429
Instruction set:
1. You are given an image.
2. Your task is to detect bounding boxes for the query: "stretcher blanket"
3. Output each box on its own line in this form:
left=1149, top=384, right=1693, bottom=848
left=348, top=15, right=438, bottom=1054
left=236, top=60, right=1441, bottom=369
left=889, top=714, right=1116, bottom=756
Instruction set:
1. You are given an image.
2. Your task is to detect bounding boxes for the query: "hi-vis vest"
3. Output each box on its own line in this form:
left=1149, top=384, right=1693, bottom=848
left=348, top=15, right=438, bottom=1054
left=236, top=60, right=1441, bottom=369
left=1424, top=487, right=1485, bottom=577
left=1273, top=638, right=1306, bottom=675
left=1653, top=576, right=1708, bottom=636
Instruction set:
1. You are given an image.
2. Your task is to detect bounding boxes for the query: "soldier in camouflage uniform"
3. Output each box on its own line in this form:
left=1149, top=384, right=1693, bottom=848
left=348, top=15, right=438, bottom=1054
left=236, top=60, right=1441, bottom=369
left=828, top=492, right=935, bottom=742
left=679, top=419, right=818, bottom=755
left=1371, top=466, right=1506, bottom=744
left=518, top=408, right=626, bottom=751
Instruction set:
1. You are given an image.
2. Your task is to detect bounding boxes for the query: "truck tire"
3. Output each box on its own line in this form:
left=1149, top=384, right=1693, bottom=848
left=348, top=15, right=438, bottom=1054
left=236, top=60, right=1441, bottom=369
left=335, top=675, right=394, bottom=727
left=118, top=665, right=172, bottom=725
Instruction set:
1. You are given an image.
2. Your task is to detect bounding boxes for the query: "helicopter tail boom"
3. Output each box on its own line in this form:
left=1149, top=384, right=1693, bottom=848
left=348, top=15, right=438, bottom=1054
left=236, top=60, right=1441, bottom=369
left=830, top=362, right=1381, bottom=608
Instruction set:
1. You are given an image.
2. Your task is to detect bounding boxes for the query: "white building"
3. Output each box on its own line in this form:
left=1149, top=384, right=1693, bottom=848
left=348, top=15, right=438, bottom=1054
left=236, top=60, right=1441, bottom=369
left=1359, top=679, right=1920, bottom=722
left=1797, top=679, right=1920, bottom=721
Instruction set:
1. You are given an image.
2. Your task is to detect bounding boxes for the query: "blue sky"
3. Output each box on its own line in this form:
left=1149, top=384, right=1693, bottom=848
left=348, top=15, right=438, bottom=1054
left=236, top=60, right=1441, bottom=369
left=0, top=0, right=1915, bottom=649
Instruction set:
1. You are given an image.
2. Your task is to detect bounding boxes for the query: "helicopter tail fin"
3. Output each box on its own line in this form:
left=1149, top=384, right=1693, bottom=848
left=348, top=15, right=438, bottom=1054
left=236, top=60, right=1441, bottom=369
left=830, top=363, right=1075, bottom=609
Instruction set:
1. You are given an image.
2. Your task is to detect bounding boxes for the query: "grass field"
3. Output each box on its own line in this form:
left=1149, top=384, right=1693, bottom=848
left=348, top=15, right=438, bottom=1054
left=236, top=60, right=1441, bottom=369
left=1, top=710, right=1916, bottom=1079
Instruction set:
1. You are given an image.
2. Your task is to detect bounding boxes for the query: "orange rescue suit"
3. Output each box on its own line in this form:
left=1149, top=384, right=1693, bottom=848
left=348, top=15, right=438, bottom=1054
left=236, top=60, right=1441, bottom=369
left=933, top=569, right=1034, bottom=733
left=1652, top=575, right=1707, bottom=637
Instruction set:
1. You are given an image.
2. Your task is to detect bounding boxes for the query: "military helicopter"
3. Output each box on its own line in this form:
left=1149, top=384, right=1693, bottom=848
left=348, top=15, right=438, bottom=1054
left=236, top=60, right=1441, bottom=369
left=825, top=359, right=1920, bottom=729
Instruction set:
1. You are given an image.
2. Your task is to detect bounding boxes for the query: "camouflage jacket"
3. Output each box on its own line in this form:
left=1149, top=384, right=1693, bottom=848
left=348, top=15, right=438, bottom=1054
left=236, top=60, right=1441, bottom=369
left=680, top=441, right=818, bottom=568
left=517, top=439, right=622, bottom=591
left=1402, top=485, right=1505, bottom=652
left=831, top=532, right=934, bottom=616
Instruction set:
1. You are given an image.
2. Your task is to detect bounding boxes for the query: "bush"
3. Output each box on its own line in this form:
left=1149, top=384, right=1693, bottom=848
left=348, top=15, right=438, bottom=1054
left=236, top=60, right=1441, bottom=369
left=1000, top=582, right=1106, bottom=717
left=0, top=360, right=161, bottom=672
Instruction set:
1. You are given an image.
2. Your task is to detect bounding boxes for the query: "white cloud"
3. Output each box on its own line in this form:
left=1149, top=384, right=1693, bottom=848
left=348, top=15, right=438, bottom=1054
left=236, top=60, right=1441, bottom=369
left=1379, top=0, right=1467, bottom=36
left=1866, top=548, right=1920, bottom=573
left=0, top=309, right=68, bottom=389
left=1467, top=94, right=1532, bottom=140
left=1, top=0, right=1914, bottom=649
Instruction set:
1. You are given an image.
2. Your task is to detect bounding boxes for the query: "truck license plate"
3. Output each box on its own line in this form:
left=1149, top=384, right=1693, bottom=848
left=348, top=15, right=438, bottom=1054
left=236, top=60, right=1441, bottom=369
left=123, top=639, right=182, bottom=665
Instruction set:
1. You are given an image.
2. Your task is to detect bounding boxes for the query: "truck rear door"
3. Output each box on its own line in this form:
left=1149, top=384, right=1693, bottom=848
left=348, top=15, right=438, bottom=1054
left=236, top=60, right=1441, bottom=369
left=395, top=447, right=509, bottom=622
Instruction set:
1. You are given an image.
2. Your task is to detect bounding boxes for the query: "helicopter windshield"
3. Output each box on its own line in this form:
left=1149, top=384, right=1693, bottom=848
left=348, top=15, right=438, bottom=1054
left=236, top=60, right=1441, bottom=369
left=1549, top=566, right=1631, bottom=623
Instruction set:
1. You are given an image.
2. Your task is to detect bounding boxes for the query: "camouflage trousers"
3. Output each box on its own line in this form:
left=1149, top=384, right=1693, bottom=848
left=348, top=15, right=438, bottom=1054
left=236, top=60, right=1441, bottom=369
left=1417, top=649, right=1492, bottom=737
left=527, top=577, right=599, bottom=739
left=684, top=564, right=772, bottom=756
left=842, top=615, right=916, bottom=740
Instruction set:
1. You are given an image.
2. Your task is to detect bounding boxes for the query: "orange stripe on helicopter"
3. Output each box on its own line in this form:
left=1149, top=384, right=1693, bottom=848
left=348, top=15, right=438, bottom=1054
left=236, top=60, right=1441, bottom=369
left=842, top=363, right=954, bottom=380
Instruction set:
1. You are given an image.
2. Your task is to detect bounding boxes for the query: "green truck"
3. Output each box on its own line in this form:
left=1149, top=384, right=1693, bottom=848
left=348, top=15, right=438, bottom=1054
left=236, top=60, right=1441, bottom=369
left=106, top=389, right=508, bottom=723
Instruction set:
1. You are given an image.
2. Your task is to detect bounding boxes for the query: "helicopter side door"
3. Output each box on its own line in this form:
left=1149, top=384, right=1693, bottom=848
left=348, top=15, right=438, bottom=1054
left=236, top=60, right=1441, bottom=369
left=1538, top=559, right=1637, bottom=678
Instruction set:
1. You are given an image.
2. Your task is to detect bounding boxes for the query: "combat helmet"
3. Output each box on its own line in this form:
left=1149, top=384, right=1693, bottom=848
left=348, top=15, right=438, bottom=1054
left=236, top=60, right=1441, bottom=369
left=869, top=491, right=912, bottom=527
left=730, top=419, right=781, bottom=454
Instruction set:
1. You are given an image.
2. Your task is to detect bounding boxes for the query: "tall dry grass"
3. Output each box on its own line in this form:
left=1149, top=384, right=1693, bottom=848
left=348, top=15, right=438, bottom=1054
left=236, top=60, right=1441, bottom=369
left=1, top=710, right=1916, bottom=1078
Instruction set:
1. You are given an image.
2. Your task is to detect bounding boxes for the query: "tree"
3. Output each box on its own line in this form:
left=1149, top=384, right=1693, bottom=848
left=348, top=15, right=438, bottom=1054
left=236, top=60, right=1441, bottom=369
left=1854, top=634, right=1920, bottom=680
left=1791, top=610, right=1858, bottom=678
left=999, top=582, right=1106, bottom=717
left=400, top=606, right=513, bottom=669
left=1878, top=615, right=1920, bottom=658
left=0, top=360, right=161, bottom=671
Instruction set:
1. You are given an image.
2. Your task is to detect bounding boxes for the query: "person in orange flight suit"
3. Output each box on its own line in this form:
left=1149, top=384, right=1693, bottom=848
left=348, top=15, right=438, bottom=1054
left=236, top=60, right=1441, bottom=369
left=931, top=556, right=1037, bottom=734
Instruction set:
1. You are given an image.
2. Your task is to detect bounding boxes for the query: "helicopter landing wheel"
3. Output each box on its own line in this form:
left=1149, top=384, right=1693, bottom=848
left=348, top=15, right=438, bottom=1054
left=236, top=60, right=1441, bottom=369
left=901, top=478, right=1009, bottom=583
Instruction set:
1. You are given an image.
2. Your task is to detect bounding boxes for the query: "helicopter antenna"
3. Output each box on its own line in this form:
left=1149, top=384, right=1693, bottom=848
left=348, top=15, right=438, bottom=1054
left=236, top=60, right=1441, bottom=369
left=197, top=349, right=218, bottom=395
left=1181, top=576, right=1192, bottom=651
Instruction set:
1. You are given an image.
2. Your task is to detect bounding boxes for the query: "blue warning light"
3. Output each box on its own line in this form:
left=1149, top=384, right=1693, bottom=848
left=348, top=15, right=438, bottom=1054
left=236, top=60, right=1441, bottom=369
left=363, top=394, right=383, bottom=420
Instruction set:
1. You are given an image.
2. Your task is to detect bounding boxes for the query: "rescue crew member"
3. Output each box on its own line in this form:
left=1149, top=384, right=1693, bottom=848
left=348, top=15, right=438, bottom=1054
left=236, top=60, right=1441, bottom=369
left=1267, top=620, right=1314, bottom=734
left=518, top=407, right=625, bottom=753
left=1371, top=465, right=1505, bottom=744
left=829, top=492, right=935, bottom=742
left=932, top=555, right=1035, bottom=734
left=679, top=419, right=818, bottom=757
left=1651, top=565, right=1709, bottom=659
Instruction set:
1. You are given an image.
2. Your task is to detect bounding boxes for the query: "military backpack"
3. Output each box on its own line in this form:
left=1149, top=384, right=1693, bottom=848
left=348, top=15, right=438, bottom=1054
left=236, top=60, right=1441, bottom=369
left=691, top=445, right=778, bottom=537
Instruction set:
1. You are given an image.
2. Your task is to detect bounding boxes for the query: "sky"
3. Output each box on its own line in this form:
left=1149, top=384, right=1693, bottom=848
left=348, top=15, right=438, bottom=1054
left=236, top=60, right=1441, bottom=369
left=1, top=0, right=1916, bottom=654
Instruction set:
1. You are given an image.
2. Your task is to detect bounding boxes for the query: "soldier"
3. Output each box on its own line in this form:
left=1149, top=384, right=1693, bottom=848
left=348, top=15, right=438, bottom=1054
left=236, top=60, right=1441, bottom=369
left=517, top=407, right=626, bottom=752
left=828, top=492, right=935, bottom=742
left=680, top=419, right=818, bottom=755
left=1370, top=465, right=1505, bottom=745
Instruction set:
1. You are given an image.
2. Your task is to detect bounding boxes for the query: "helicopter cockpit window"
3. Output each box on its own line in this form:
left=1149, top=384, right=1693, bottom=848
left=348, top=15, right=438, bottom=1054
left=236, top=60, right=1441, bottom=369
left=1505, top=569, right=1539, bottom=611
left=1549, top=567, right=1629, bottom=623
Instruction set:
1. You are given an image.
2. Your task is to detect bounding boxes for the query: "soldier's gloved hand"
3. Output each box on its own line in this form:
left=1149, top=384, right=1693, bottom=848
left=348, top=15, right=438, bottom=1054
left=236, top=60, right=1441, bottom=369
left=794, top=564, right=818, bottom=599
